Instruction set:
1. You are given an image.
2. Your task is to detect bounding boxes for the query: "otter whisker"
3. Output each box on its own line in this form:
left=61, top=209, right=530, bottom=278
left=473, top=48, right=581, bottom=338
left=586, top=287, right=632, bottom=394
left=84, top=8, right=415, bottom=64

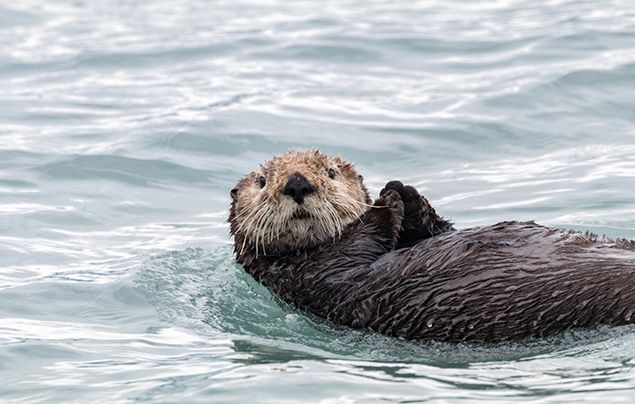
left=349, top=200, right=377, bottom=209
left=238, top=236, right=248, bottom=258
left=251, top=204, right=272, bottom=258
left=230, top=150, right=374, bottom=256
left=259, top=207, right=277, bottom=256
left=229, top=149, right=635, bottom=342
left=235, top=201, right=269, bottom=235
left=331, top=195, right=365, bottom=226
left=323, top=203, right=342, bottom=240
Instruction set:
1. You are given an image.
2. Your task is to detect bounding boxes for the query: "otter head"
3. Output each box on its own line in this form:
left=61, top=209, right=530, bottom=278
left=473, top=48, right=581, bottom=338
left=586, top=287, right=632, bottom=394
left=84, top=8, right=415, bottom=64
left=229, top=150, right=371, bottom=262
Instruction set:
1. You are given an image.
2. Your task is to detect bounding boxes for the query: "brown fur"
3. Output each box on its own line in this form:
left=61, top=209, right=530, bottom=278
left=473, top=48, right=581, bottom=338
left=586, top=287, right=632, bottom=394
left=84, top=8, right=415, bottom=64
left=229, top=150, right=372, bottom=265
left=229, top=150, right=635, bottom=342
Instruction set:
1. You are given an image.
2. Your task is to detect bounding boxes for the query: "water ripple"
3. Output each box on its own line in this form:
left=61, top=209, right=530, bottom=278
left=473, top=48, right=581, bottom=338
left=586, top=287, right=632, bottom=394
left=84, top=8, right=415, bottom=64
left=1, top=0, right=635, bottom=401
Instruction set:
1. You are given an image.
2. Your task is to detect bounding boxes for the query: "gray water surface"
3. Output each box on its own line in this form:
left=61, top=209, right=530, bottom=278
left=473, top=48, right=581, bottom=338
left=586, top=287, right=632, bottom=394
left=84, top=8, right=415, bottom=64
left=2, top=0, right=635, bottom=402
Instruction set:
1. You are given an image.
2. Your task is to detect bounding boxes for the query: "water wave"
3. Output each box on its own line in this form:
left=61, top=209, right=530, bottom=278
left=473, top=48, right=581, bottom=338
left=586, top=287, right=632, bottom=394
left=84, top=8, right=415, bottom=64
left=2, top=0, right=635, bottom=401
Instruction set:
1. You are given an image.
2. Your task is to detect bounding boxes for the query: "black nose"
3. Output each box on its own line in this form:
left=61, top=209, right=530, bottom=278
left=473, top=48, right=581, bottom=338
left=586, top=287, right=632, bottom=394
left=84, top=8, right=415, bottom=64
left=283, top=172, right=315, bottom=204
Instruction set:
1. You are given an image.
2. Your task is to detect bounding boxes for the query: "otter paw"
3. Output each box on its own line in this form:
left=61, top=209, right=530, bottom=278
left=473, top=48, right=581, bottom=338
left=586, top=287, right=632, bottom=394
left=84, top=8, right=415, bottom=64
left=380, top=181, right=453, bottom=248
left=401, top=185, right=426, bottom=230
left=373, top=189, right=404, bottom=228
left=380, top=182, right=423, bottom=228
left=382, top=183, right=440, bottom=248
left=379, top=180, right=404, bottom=197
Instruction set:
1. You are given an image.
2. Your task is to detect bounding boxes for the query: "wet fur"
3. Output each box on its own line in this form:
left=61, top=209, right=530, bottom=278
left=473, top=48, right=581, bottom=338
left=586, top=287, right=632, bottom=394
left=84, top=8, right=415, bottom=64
left=230, top=151, right=635, bottom=342
left=229, top=150, right=373, bottom=262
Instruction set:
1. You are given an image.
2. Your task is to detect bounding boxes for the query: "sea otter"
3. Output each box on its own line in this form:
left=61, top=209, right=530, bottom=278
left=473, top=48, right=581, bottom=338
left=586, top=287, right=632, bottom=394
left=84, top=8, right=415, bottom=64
left=229, top=150, right=635, bottom=342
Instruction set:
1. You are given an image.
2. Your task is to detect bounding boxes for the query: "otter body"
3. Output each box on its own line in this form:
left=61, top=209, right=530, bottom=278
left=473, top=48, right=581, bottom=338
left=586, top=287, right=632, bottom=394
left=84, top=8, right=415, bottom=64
left=248, top=220, right=635, bottom=341
left=230, top=150, right=635, bottom=342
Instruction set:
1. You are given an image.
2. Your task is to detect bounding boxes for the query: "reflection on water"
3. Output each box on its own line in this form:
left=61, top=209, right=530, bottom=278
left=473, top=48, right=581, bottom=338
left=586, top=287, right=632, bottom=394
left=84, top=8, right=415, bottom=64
left=1, top=0, right=635, bottom=401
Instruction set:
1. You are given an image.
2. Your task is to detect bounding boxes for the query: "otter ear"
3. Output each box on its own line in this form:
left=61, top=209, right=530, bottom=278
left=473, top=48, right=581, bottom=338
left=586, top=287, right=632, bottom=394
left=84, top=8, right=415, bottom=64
left=230, top=188, right=238, bottom=201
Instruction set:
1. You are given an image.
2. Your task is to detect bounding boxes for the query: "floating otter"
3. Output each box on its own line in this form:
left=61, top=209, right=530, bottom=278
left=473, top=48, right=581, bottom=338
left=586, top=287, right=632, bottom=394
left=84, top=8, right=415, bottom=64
left=229, top=150, right=635, bottom=342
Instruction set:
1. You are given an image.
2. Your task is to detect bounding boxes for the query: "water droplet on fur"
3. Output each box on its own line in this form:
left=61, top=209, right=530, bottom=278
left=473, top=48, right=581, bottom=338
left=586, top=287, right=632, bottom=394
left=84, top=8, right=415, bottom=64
left=573, top=319, right=578, bottom=326
left=626, top=311, right=633, bottom=322
left=552, top=291, right=559, bottom=297
left=426, top=319, right=433, bottom=328
left=468, top=324, right=474, bottom=330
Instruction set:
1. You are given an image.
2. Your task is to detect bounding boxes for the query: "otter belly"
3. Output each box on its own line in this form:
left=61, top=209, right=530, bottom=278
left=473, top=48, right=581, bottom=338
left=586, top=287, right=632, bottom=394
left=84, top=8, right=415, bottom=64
left=355, top=221, right=635, bottom=341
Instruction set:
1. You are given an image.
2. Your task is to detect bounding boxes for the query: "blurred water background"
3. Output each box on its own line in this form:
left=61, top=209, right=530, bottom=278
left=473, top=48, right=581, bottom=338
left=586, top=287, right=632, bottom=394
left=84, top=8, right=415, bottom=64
left=1, top=0, right=635, bottom=402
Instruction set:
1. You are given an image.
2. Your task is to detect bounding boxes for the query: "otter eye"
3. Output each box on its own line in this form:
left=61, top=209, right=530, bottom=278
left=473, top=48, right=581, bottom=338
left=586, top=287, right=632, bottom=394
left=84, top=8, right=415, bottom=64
left=258, top=175, right=266, bottom=188
left=327, top=168, right=336, bottom=179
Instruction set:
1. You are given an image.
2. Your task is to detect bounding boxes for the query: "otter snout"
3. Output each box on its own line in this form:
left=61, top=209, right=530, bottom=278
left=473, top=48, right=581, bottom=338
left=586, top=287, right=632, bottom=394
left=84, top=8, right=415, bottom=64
left=283, top=172, right=315, bottom=204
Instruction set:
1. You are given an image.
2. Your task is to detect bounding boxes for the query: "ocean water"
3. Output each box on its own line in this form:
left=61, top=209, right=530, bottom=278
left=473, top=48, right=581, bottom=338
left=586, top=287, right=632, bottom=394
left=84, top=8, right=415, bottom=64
left=1, top=0, right=635, bottom=402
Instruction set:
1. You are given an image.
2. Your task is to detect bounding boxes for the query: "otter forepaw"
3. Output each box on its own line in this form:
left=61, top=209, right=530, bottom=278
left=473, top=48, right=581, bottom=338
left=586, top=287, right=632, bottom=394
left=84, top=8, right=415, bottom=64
left=371, top=189, right=404, bottom=240
left=381, top=181, right=454, bottom=248
left=380, top=181, right=423, bottom=231
left=380, top=180, right=404, bottom=197
left=374, top=189, right=404, bottom=222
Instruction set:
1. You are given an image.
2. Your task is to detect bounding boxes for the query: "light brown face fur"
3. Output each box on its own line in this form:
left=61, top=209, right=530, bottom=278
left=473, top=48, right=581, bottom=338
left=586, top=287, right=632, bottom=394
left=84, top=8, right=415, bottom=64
left=229, top=150, right=372, bottom=257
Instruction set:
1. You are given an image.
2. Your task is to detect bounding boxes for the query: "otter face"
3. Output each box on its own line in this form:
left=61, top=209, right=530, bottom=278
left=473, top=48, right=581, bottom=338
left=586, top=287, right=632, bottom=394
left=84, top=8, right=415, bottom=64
left=229, top=150, right=371, bottom=258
